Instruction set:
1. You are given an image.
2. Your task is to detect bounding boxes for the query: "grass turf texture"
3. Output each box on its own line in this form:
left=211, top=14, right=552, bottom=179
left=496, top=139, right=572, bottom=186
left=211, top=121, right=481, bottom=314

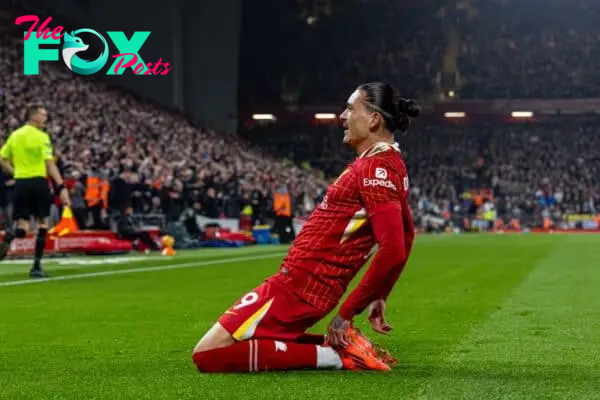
left=0, top=234, right=599, bottom=399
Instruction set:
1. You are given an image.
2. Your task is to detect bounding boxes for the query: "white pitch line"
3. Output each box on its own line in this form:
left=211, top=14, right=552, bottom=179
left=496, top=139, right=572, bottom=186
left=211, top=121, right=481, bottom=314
left=0, top=252, right=287, bottom=288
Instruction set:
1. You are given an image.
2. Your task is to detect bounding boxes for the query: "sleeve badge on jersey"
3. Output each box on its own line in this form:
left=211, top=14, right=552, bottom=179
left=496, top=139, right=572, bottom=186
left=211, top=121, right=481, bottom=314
left=375, top=167, right=387, bottom=179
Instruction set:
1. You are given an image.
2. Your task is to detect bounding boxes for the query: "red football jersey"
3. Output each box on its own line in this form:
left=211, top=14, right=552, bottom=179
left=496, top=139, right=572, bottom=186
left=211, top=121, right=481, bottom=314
left=276, top=142, right=414, bottom=313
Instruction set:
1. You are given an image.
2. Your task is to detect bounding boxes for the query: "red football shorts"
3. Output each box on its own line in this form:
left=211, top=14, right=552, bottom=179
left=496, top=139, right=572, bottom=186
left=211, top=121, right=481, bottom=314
left=218, top=276, right=325, bottom=342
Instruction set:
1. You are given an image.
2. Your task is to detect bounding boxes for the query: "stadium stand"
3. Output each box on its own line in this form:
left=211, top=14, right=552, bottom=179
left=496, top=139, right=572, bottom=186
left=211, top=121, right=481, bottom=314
left=240, top=0, right=600, bottom=105
left=0, top=7, right=327, bottom=240
left=244, top=118, right=600, bottom=230
left=457, top=0, right=600, bottom=99
left=1, top=0, right=600, bottom=244
left=239, top=0, right=442, bottom=107
left=238, top=0, right=600, bottom=232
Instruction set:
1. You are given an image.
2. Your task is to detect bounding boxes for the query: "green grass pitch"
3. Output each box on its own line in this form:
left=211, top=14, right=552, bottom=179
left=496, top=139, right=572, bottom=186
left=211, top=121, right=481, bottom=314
left=0, top=234, right=599, bottom=399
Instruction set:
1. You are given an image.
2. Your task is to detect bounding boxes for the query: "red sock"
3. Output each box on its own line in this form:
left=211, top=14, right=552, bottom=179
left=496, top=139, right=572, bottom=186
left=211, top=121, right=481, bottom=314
left=193, top=340, right=330, bottom=373
left=295, top=333, right=326, bottom=345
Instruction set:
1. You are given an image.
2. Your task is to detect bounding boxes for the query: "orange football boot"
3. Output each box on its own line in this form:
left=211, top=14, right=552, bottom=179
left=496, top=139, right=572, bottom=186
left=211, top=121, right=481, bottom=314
left=335, top=327, right=391, bottom=371
left=349, top=327, right=398, bottom=366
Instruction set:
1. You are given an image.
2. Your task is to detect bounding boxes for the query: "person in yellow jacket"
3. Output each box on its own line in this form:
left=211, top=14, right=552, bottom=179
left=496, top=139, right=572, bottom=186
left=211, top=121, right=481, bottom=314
left=0, top=104, right=71, bottom=278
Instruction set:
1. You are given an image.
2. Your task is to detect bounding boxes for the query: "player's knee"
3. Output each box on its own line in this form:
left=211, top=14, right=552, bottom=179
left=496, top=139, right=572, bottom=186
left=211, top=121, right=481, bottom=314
left=14, top=228, right=26, bottom=239
left=193, top=334, right=232, bottom=354
left=193, top=322, right=235, bottom=354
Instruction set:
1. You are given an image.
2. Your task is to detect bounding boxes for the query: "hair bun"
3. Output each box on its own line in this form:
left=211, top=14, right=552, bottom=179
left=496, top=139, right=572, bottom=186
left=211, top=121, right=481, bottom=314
left=397, top=98, right=420, bottom=118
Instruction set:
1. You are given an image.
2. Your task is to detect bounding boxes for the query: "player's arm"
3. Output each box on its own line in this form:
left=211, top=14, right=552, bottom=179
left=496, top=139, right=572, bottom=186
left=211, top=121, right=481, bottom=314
left=369, top=194, right=415, bottom=303
left=338, top=162, right=412, bottom=322
left=0, top=135, right=14, bottom=176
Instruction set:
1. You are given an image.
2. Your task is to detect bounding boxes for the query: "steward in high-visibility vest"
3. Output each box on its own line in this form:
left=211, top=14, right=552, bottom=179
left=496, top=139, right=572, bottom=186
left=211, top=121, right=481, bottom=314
left=85, top=172, right=110, bottom=229
left=273, top=191, right=292, bottom=217
left=272, top=188, right=295, bottom=244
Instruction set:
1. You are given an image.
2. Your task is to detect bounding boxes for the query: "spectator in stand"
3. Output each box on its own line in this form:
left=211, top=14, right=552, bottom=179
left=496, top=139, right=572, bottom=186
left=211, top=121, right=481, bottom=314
left=239, top=0, right=442, bottom=107
left=3, top=1, right=600, bottom=235
left=117, top=206, right=160, bottom=253
left=180, top=203, right=203, bottom=240
left=65, top=170, right=86, bottom=230
left=457, top=0, right=600, bottom=99
left=0, top=169, right=12, bottom=229
left=0, top=9, right=328, bottom=227
left=243, top=118, right=600, bottom=229
left=202, top=188, right=219, bottom=219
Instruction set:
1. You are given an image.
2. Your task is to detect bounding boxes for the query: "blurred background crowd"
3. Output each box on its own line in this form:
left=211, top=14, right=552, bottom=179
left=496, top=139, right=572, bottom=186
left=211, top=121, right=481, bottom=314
left=1, top=0, right=600, bottom=240
left=0, top=5, right=328, bottom=237
left=241, top=0, right=600, bottom=106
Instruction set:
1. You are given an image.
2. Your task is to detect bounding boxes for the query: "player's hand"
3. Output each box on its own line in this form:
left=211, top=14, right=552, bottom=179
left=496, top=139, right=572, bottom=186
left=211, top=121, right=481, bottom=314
left=59, top=188, right=71, bottom=207
left=326, top=314, right=351, bottom=348
left=368, top=299, right=392, bottom=335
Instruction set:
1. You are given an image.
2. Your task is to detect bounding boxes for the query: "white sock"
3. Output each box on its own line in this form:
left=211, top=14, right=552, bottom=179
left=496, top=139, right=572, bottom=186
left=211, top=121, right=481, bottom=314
left=316, top=345, right=343, bottom=369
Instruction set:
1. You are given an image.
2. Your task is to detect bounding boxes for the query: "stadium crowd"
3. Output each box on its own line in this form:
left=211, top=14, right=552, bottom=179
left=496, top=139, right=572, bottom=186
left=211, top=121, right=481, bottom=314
left=239, top=0, right=600, bottom=230
left=458, top=0, right=600, bottom=99
left=242, top=0, right=600, bottom=106
left=240, top=0, right=443, bottom=107
left=1, top=0, right=600, bottom=236
left=243, top=118, right=600, bottom=229
left=0, top=31, right=328, bottom=233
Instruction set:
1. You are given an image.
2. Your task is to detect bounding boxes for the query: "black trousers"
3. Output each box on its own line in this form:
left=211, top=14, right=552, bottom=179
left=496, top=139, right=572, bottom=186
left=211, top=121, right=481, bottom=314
left=71, top=207, right=86, bottom=230
left=87, top=203, right=104, bottom=229
left=274, top=215, right=295, bottom=244
left=118, top=231, right=158, bottom=250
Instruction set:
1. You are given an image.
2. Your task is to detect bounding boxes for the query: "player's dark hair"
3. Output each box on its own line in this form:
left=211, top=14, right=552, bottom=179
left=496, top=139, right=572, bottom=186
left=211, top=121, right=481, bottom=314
left=25, top=103, right=45, bottom=121
left=358, top=82, right=420, bottom=133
